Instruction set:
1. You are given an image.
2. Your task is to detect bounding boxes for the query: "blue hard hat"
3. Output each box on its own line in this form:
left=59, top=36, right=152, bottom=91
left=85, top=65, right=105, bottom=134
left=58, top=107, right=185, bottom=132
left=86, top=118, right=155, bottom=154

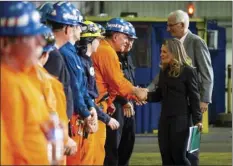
left=105, top=17, right=129, bottom=35
left=125, top=22, right=137, bottom=39
left=40, top=24, right=56, bottom=52
left=75, top=9, right=84, bottom=25
left=0, top=1, right=49, bottom=36
left=46, top=1, right=84, bottom=26
left=37, top=2, right=53, bottom=23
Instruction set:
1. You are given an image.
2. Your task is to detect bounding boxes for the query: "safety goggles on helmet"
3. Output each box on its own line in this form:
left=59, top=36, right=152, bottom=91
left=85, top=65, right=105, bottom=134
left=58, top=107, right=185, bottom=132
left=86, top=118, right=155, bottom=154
left=80, top=21, right=104, bottom=38
left=40, top=24, right=56, bottom=52
left=81, top=23, right=99, bottom=34
left=44, top=32, right=55, bottom=46
left=96, top=23, right=105, bottom=35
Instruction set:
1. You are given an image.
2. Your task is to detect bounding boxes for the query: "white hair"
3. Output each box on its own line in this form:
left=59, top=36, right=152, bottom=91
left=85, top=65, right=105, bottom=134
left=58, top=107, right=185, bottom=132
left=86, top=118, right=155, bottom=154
left=168, top=10, right=189, bottom=30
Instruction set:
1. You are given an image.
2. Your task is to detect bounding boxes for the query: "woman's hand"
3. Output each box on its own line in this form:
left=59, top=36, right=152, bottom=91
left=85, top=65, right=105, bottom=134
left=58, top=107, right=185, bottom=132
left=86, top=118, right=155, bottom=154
left=195, top=122, right=203, bottom=132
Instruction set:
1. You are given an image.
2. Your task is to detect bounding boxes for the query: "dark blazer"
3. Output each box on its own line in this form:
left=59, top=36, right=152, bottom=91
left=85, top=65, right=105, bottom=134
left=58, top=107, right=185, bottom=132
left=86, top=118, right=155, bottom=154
left=147, top=65, right=202, bottom=125
left=44, top=48, right=74, bottom=119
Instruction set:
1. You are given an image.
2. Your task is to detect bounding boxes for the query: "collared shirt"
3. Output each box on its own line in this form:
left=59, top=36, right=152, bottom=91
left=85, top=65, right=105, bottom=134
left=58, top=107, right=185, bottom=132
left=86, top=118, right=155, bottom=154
left=179, top=31, right=188, bottom=44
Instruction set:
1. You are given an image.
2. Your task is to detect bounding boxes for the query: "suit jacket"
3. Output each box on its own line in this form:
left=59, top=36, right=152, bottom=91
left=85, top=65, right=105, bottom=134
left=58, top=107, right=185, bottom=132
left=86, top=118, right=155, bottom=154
left=147, top=66, right=202, bottom=125
left=183, top=30, right=214, bottom=103
left=44, top=49, right=74, bottom=119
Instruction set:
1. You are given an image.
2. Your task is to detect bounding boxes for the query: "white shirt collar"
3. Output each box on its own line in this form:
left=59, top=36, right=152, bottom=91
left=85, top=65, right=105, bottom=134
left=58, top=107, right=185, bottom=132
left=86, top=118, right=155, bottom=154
left=179, top=31, right=188, bottom=44
left=55, top=44, right=59, bottom=49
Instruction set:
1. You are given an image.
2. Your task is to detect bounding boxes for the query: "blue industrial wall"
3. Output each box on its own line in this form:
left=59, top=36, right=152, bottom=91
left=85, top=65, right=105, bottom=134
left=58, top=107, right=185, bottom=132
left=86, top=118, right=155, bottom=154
left=134, top=22, right=198, bottom=133
left=207, top=21, right=226, bottom=124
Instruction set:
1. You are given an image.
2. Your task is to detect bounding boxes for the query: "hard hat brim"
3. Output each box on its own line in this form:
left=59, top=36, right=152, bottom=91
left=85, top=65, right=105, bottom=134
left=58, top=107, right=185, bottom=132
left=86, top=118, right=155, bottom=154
left=129, top=35, right=138, bottom=39
left=0, top=22, right=51, bottom=37
left=43, top=45, right=56, bottom=52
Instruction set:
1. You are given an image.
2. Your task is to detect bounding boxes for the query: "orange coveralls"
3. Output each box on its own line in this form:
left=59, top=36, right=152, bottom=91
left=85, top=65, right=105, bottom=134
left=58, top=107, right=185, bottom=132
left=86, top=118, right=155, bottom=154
left=91, top=39, right=135, bottom=165
left=36, top=65, right=68, bottom=124
left=35, top=65, right=69, bottom=164
left=1, top=115, right=13, bottom=165
left=1, top=63, right=50, bottom=165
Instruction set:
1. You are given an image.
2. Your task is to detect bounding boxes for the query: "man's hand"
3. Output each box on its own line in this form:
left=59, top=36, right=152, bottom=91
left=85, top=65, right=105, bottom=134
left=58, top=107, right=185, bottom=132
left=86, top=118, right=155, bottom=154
left=200, top=102, right=209, bottom=113
left=84, top=107, right=98, bottom=134
left=64, top=137, right=77, bottom=156
left=107, top=118, right=120, bottom=130
left=133, top=87, right=148, bottom=101
left=84, top=115, right=98, bottom=134
left=107, top=103, right=116, bottom=116
left=195, top=122, right=203, bottom=132
left=89, top=107, right=98, bottom=121
left=123, top=102, right=135, bottom=118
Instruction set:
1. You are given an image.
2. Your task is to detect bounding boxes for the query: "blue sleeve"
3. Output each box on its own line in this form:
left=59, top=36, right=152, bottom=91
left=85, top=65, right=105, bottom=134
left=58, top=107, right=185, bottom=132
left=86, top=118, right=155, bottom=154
left=60, top=50, right=90, bottom=118
left=83, top=87, right=95, bottom=108
left=80, top=57, right=95, bottom=109
left=72, top=79, right=91, bottom=118
left=95, top=104, right=111, bottom=124
left=68, top=64, right=90, bottom=118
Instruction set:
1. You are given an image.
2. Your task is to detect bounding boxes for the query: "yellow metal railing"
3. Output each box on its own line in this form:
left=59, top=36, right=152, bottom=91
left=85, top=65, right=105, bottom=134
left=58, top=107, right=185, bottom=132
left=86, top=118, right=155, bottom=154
left=196, top=18, right=209, bottom=134
left=227, top=65, right=232, bottom=114
left=85, top=16, right=204, bottom=23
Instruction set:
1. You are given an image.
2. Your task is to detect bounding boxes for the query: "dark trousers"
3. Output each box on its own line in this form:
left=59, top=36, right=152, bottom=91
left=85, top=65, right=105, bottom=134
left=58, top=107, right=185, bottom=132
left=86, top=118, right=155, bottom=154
left=104, top=102, right=136, bottom=166
left=187, top=151, right=199, bottom=166
left=158, top=115, right=191, bottom=166
left=186, top=113, right=199, bottom=166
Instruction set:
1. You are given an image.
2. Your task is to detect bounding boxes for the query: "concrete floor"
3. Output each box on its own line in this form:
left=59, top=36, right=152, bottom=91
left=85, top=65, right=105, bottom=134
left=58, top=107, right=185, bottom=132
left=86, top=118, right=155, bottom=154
left=134, top=127, right=232, bottom=153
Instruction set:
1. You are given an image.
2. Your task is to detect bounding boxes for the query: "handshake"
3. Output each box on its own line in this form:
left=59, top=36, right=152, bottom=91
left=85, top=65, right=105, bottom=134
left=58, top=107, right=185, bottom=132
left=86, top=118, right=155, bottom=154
left=132, top=86, right=148, bottom=102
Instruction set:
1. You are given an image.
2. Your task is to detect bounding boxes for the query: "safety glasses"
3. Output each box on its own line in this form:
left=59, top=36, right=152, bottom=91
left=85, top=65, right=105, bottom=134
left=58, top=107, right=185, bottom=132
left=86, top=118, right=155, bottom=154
left=43, top=32, right=56, bottom=47
left=81, top=23, right=99, bottom=34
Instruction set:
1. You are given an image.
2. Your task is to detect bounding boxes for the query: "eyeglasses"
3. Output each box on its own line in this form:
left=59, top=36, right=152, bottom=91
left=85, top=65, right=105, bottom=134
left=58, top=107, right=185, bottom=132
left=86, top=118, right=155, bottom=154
left=43, top=33, right=56, bottom=46
left=167, top=22, right=182, bottom=27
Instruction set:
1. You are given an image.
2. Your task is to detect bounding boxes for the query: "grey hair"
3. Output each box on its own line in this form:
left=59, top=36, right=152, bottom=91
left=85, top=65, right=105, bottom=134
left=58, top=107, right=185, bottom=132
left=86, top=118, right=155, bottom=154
left=168, top=10, right=189, bottom=30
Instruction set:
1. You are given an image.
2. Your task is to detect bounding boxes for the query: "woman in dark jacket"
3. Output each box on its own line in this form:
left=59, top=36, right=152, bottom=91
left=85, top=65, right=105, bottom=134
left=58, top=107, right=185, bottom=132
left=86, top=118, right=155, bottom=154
left=147, top=39, right=202, bottom=166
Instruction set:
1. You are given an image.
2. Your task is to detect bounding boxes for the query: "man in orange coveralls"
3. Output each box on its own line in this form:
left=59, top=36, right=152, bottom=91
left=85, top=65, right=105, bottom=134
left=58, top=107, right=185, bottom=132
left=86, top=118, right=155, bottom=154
left=0, top=1, right=57, bottom=165
left=91, top=17, right=148, bottom=165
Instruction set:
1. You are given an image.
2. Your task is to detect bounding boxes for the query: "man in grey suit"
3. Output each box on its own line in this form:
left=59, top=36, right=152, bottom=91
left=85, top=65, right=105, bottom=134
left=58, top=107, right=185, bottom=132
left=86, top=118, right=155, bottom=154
left=147, top=10, right=214, bottom=166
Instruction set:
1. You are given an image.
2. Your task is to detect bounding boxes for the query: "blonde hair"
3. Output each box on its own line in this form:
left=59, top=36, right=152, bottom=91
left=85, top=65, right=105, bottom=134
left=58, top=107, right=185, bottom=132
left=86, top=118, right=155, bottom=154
left=160, top=38, right=193, bottom=77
